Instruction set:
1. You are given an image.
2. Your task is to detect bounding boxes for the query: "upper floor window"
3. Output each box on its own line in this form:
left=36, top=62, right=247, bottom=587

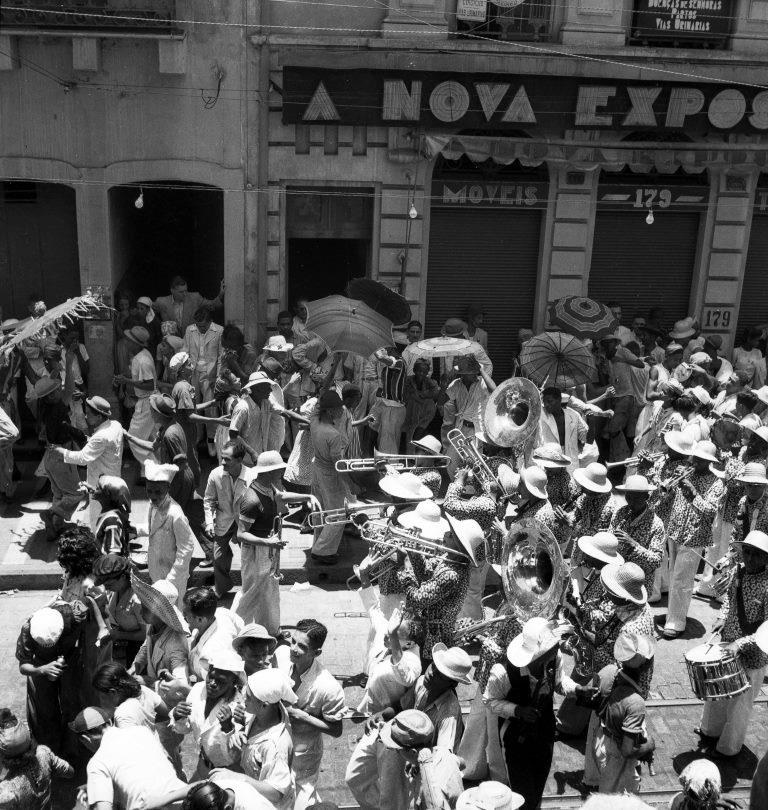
left=454, top=0, right=555, bottom=42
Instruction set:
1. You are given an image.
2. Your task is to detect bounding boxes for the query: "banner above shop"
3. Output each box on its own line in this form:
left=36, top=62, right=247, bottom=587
left=282, top=67, right=768, bottom=135
left=632, top=0, right=732, bottom=43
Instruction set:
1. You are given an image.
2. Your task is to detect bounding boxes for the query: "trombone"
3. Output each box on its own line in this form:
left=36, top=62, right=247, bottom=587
left=447, top=428, right=499, bottom=489
left=606, top=451, right=664, bottom=469
left=304, top=497, right=423, bottom=528
left=336, top=450, right=450, bottom=473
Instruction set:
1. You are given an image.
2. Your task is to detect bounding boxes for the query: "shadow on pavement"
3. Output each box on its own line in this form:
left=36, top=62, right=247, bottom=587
left=673, top=747, right=758, bottom=790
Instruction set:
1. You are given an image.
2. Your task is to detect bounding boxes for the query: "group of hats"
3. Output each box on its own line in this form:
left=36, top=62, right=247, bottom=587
left=394, top=500, right=483, bottom=567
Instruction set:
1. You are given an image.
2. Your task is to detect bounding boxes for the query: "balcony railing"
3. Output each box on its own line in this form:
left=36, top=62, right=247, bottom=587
left=454, top=0, right=554, bottom=42
left=0, top=0, right=177, bottom=32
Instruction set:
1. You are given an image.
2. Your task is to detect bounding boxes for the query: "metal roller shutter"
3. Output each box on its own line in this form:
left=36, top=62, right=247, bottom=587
left=425, top=208, right=542, bottom=381
left=589, top=211, right=700, bottom=327
left=739, top=215, right=768, bottom=334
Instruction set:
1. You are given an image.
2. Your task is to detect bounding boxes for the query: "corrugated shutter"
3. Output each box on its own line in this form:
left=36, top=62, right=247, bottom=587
left=425, top=208, right=541, bottom=381
left=739, top=215, right=768, bottom=334
left=589, top=211, right=700, bottom=327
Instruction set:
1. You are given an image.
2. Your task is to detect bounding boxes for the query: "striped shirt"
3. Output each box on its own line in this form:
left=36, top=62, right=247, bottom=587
left=380, top=358, right=406, bottom=404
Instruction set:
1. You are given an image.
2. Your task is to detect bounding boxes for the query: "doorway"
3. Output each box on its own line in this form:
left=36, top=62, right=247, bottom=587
left=288, top=238, right=369, bottom=302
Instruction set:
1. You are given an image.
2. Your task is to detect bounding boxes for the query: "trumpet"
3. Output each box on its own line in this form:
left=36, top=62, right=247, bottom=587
left=336, top=450, right=450, bottom=473
left=360, top=519, right=470, bottom=565
left=606, top=451, right=665, bottom=469
left=447, top=428, right=499, bottom=490
left=659, top=465, right=694, bottom=492
left=304, top=497, right=423, bottom=528
left=345, top=547, right=399, bottom=590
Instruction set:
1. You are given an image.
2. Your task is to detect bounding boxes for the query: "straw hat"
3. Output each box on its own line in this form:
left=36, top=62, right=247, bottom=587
left=397, top=500, right=450, bottom=541
left=144, top=459, right=178, bottom=484
left=506, top=617, right=560, bottom=668
left=755, top=619, right=768, bottom=655
left=263, top=335, right=294, bottom=353
left=600, top=562, right=647, bottom=606
left=29, top=607, right=64, bottom=648
left=520, top=466, right=548, bottom=500
left=32, top=377, right=61, bottom=400
left=243, top=370, right=272, bottom=391
left=739, top=529, right=768, bottom=555
left=669, top=318, right=696, bottom=340
left=149, top=393, right=176, bottom=417
left=130, top=574, right=189, bottom=635
left=532, top=443, right=571, bottom=469
left=577, top=532, right=623, bottom=566
left=232, top=623, right=277, bottom=655
left=85, top=395, right=112, bottom=418
left=664, top=430, right=696, bottom=457
left=691, top=440, right=718, bottom=464
left=380, top=709, right=435, bottom=750
left=411, top=435, right=442, bottom=455
left=573, top=463, right=612, bottom=494
left=379, top=472, right=432, bottom=501
left=246, top=668, right=298, bottom=705
left=431, top=643, right=473, bottom=684
left=736, top=462, right=768, bottom=486
left=614, top=630, right=655, bottom=664
left=253, top=450, right=287, bottom=475
left=124, top=325, right=151, bottom=348
left=457, top=783, right=525, bottom=810
left=445, top=514, right=484, bottom=567
left=497, top=464, right=520, bottom=496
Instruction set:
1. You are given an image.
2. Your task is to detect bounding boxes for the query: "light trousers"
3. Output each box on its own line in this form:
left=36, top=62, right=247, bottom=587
left=294, top=765, right=321, bottom=810
left=594, top=728, right=640, bottom=794
left=701, top=665, right=767, bottom=756
left=459, top=560, right=489, bottom=621
left=697, top=516, right=733, bottom=598
left=372, top=399, right=406, bottom=455
left=664, top=543, right=704, bottom=632
left=128, top=397, right=155, bottom=464
left=457, top=687, right=508, bottom=783
left=650, top=542, right=669, bottom=602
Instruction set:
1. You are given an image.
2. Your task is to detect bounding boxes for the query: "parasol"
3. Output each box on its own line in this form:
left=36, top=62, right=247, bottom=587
left=1, top=294, right=111, bottom=355
left=519, top=331, right=595, bottom=389
left=547, top=296, right=618, bottom=340
left=346, top=279, right=412, bottom=325
left=306, top=295, right=393, bottom=358
left=409, top=336, right=475, bottom=361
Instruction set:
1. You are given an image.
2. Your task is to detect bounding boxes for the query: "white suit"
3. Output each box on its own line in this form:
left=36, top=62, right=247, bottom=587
left=537, top=407, right=588, bottom=473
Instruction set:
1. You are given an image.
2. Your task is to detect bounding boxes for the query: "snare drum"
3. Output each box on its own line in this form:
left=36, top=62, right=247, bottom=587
left=684, top=643, right=750, bottom=701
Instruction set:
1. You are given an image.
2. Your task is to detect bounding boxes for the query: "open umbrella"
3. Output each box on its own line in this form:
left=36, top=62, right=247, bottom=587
left=306, top=295, right=393, bottom=358
left=519, top=331, right=595, bottom=389
left=408, top=336, right=475, bottom=361
left=346, top=279, right=412, bottom=325
left=547, top=296, right=617, bottom=340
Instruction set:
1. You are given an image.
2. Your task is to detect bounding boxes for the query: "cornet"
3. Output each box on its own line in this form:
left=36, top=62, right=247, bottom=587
left=336, top=450, right=450, bottom=473
left=304, top=497, right=423, bottom=528
left=447, top=428, right=498, bottom=489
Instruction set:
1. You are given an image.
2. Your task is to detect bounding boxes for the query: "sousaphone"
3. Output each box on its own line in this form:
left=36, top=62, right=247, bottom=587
left=483, top=377, right=541, bottom=448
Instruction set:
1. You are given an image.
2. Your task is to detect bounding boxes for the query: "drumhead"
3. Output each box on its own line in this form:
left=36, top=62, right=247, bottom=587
left=685, top=643, right=727, bottom=663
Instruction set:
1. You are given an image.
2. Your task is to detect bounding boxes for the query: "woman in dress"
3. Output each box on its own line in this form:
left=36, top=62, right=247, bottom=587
left=403, top=359, right=440, bottom=448
left=733, top=326, right=766, bottom=389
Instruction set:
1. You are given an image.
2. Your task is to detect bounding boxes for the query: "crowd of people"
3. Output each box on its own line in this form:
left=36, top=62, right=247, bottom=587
left=2, top=280, right=768, bottom=809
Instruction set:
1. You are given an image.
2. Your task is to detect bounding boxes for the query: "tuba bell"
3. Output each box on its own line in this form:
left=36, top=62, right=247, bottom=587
left=483, top=377, right=542, bottom=449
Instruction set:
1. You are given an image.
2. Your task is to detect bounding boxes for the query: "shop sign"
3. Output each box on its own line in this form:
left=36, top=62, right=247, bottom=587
left=0, top=0, right=176, bottom=30
left=432, top=178, right=549, bottom=208
left=456, top=0, right=487, bottom=22
left=597, top=183, right=708, bottom=211
left=633, top=0, right=732, bottom=41
left=283, top=68, right=768, bottom=135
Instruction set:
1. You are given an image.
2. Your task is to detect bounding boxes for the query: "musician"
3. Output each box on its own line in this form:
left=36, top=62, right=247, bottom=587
left=634, top=342, right=684, bottom=455
left=504, top=466, right=559, bottom=540
left=531, top=443, right=578, bottom=508
left=610, top=475, right=664, bottom=595
left=661, top=440, right=723, bottom=640
left=395, top=503, right=482, bottom=659
left=443, top=467, right=496, bottom=620
left=403, top=435, right=444, bottom=496
left=697, top=418, right=768, bottom=599
left=558, top=462, right=615, bottom=559
left=483, top=617, right=582, bottom=810
left=538, top=386, right=587, bottom=474
left=699, top=530, right=768, bottom=758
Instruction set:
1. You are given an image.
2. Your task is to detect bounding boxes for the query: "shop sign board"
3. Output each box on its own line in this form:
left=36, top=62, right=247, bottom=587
left=633, top=0, right=732, bottom=42
left=283, top=68, right=768, bottom=135
left=432, top=178, right=549, bottom=208
left=597, top=183, right=708, bottom=211
left=456, top=0, right=487, bottom=22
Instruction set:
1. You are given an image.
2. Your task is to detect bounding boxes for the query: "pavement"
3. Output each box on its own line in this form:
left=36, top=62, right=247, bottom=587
left=0, top=449, right=764, bottom=807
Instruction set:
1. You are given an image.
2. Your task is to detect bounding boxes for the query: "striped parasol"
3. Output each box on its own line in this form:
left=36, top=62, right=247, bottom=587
left=547, top=296, right=618, bottom=340
left=519, top=331, right=595, bottom=389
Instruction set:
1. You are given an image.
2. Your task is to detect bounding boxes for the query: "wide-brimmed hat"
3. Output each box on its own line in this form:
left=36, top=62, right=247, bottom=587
left=507, top=617, right=561, bottom=668
left=736, top=462, right=768, bottom=485
left=577, top=532, right=623, bottom=566
left=441, top=318, right=468, bottom=338
left=29, top=607, right=64, bottom=648
left=739, top=414, right=763, bottom=435
left=130, top=574, right=189, bottom=635
left=669, top=318, right=696, bottom=340
left=85, top=395, right=112, bottom=418
left=411, top=435, right=442, bottom=455
left=124, top=325, right=151, bottom=348
left=253, top=450, right=287, bottom=475
left=144, top=459, right=178, bottom=484
left=149, top=393, right=176, bottom=417
left=379, top=471, right=432, bottom=501
left=243, top=370, right=272, bottom=391
left=68, top=706, right=112, bottom=734
left=497, top=464, right=520, bottom=496
left=456, top=783, right=525, bottom=810
left=532, top=443, right=571, bottom=469
left=739, top=529, right=768, bottom=555
left=263, top=335, right=293, bottom=352
left=600, top=562, right=647, bottom=606
left=520, top=466, right=548, bottom=500
left=0, top=720, right=32, bottom=757
left=246, top=668, right=297, bottom=705
left=431, top=643, right=473, bottom=684
left=32, top=377, right=61, bottom=400
left=380, top=709, right=435, bottom=750
left=754, top=386, right=768, bottom=407
left=752, top=426, right=768, bottom=445
left=445, top=514, right=484, bottom=567
left=397, top=500, right=450, bottom=541
left=664, top=430, right=696, bottom=457
left=573, top=462, right=612, bottom=494
left=691, top=440, right=718, bottom=463
left=614, top=630, right=655, bottom=663
left=614, top=474, right=656, bottom=495
left=233, top=622, right=277, bottom=655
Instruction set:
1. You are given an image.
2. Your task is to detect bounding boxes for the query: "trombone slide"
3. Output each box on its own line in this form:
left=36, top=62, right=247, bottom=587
left=606, top=452, right=664, bottom=469
left=336, top=452, right=450, bottom=473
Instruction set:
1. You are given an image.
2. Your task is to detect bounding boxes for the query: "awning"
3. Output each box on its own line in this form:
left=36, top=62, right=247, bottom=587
left=424, top=133, right=768, bottom=175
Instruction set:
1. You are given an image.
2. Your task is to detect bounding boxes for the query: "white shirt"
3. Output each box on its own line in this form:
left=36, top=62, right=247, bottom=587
left=86, top=726, right=186, bottom=810
left=537, top=407, right=588, bottom=474
left=113, top=686, right=163, bottom=729
left=357, top=586, right=421, bottom=714
left=130, top=348, right=157, bottom=399
left=188, top=607, right=245, bottom=680
left=61, top=419, right=124, bottom=487
left=442, top=377, right=490, bottom=429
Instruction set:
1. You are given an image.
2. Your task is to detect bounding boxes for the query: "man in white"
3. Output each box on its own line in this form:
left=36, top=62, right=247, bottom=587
left=204, top=439, right=254, bottom=599
left=229, top=371, right=287, bottom=464
left=275, top=620, right=346, bottom=810
left=184, top=306, right=223, bottom=452
left=114, top=325, right=157, bottom=465
left=53, top=395, right=123, bottom=529
left=538, top=386, right=588, bottom=474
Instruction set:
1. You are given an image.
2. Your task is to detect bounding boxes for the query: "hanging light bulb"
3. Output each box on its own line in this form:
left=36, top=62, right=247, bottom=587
left=135, top=188, right=144, bottom=210
left=408, top=202, right=418, bottom=219
left=645, top=208, right=654, bottom=225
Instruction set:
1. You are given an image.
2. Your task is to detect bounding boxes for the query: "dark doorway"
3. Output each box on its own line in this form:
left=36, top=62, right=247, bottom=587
left=0, top=181, right=80, bottom=318
left=288, top=238, right=368, bottom=302
left=109, top=182, right=224, bottom=301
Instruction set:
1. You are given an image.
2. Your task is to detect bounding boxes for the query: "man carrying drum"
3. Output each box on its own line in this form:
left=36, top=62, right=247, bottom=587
left=697, top=529, right=768, bottom=759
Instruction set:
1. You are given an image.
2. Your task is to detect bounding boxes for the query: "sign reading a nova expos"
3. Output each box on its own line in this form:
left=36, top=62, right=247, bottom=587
left=282, top=68, right=768, bottom=135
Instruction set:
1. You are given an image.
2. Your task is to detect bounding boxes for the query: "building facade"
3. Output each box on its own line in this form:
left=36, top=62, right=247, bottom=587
left=3, top=0, right=768, bottom=387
